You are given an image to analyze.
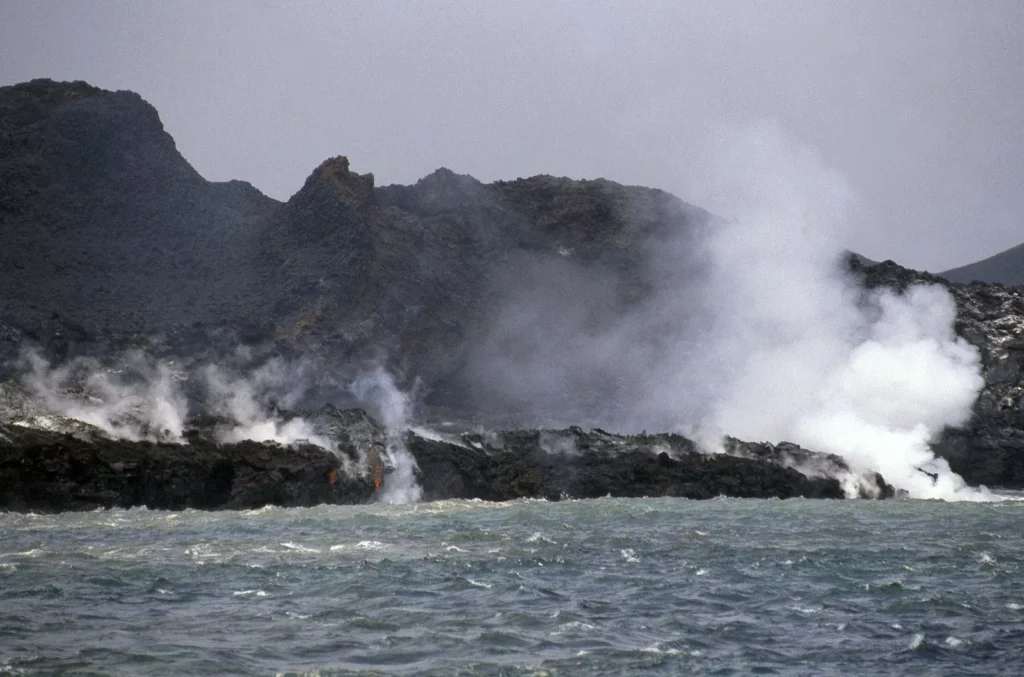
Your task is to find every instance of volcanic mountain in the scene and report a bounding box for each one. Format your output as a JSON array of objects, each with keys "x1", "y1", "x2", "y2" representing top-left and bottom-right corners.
[
  {"x1": 3, "y1": 78, "x2": 1024, "y2": 491},
  {"x1": 0, "y1": 79, "x2": 708, "y2": 407}
]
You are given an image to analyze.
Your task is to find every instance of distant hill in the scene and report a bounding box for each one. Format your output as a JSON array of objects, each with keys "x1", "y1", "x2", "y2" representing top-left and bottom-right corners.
[{"x1": 941, "y1": 243, "x2": 1024, "y2": 286}]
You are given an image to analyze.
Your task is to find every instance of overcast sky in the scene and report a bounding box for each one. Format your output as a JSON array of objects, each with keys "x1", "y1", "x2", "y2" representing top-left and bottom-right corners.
[{"x1": 2, "y1": 0, "x2": 1021, "y2": 271}]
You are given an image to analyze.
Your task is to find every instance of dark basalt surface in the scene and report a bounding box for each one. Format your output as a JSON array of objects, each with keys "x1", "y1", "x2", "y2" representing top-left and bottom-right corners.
[
  {"x1": 409, "y1": 427, "x2": 892, "y2": 502},
  {"x1": 0, "y1": 410, "x2": 890, "y2": 512},
  {"x1": 0, "y1": 424, "x2": 370, "y2": 512}
]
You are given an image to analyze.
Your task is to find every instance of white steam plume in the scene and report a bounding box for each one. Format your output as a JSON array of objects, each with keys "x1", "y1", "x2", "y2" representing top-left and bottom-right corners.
[
  {"x1": 689, "y1": 122, "x2": 986, "y2": 500},
  {"x1": 18, "y1": 349, "x2": 187, "y2": 442},
  {"x1": 201, "y1": 359, "x2": 337, "y2": 452},
  {"x1": 466, "y1": 121, "x2": 986, "y2": 500},
  {"x1": 350, "y1": 366, "x2": 422, "y2": 504}
]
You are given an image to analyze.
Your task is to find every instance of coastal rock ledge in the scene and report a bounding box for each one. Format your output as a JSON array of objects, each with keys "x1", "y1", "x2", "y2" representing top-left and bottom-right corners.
[{"x1": 0, "y1": 408, "x2": 893, "y2": 512}]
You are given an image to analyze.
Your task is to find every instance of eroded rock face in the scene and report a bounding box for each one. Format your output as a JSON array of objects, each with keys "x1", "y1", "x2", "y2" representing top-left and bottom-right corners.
[
  {"x1": 0, "y1": 79, "x2": 709, "y2": 393},
  {"x1": 0, "y1": 424, "x2": 371, "y2": 512}
]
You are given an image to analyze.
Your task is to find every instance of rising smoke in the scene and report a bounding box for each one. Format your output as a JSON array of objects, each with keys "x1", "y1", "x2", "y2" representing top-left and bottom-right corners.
[
  {"x1": 692, "y1": 123, "x2": 986, "y2": 500},
  {"x1": 7, "y1": 124, "x2": 988, "y2": 500}
]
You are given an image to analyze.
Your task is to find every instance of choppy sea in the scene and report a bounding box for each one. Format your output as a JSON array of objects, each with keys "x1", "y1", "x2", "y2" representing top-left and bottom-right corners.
[{"x1": 1, "y1": 496, "x2": 1022, "y2": 676}]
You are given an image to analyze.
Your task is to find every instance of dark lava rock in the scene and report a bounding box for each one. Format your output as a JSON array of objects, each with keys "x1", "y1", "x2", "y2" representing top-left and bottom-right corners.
[
  {"x1": 0, "y1": 423, "x2": 373, "y2": 512},
  {"x1": 407, "y1": 427, "x2": 887, "y2": 502},
  {"x1": 0, "y1": 409, "x2": 888, "y2": 512}
]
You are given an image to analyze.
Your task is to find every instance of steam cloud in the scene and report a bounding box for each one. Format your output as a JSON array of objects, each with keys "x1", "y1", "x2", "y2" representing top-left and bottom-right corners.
[
  {"x1": 15, "y1": 351, "x2": 423, "y2": 501},
  {"x1": 201, "y1": 359, "x2": 337, "y2": 452},
  {"x1": 350, "y1": 366, "x2": 423, "y2": 504},
  {"x1": 18, "y1": 349, "x2": 187, "y2": 442},
  {"x1": 693, "y1": 123, "x2": 985, "y2": 500},
  {"x1": 470, "y1": 122, "x2": 986, "y2": 500}
]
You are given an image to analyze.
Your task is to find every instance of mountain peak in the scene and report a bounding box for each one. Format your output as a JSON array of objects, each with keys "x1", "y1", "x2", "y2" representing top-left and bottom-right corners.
[{"x1": 295, "y1": 155, "x2": 375, "y2": 210}]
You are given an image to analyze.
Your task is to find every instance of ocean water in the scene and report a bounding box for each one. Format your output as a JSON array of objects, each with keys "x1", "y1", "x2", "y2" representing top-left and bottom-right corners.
[{"x1": 1, "y1": 497, "x2": 1022, "y2": 676}]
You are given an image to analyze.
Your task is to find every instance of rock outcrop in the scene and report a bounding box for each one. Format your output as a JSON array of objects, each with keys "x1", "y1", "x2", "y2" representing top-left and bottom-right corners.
[
  {"x1": 0, "y1": 423, "x2": 369, "y2": 512},
  {"x1": 0, "y1": 79, "x2": 709, "y2": 404}
]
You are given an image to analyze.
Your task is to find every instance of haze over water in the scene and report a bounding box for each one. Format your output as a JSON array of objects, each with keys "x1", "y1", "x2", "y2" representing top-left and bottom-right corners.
[{"x1": 2, "y1": 497, "x2": 1022, "y2": 676}]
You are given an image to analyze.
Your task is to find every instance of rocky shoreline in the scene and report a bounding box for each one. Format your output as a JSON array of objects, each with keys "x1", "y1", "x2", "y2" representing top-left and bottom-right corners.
[{"x1": 0, "y1": 405, "x2": 893, "y2": 512}]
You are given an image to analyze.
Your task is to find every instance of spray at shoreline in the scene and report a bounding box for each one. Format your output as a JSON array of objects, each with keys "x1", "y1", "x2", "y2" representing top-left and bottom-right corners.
[
  {"x1": 11, "y1": 352, "x2": 424, "y2": 500},
  {"x1": 464, "y1": 122, "x2": 987, "y2": 500},
  {"x1": 688, "y1": 123, "x2": 985, "y2": 500},
  {"x1": 201, "y1": 361, "x2": 338, "y2": 452},
  {"x1": 350, "y1": 366, "x2": 423, "y2": 504},
  {"x1": 17, "y1": 349, "x2": 188, "y2": 442}
]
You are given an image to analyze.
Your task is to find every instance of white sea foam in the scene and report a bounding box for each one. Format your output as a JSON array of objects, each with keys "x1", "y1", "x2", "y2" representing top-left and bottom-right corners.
[
  {"x1": 8, "y1": 549, "x2": 46, "y2": 558},
  {"x1": 280, "y1": 542, "x2": 321, "y2": 554},
  {"x1": 354, "y1": 540, "x2": 388, "y2": 551},
  {"x1": 526, "y1": 532, "x2": 557, "y2": 545},
  {"x1": 641, "y1": 645, "x2": 681, "y2": 655},
  {"x1": 551, "y1": 621, "x2": 596, "y2": 635}
]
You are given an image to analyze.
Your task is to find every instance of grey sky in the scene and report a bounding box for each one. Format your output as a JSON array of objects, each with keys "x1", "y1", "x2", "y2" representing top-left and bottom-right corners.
[{"x1": 1, "y1": 0, "x2": 1021, "y2": 271}]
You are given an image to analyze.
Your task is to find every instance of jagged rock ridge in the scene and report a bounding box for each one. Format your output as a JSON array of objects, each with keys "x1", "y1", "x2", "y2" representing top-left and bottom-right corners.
[{"x1": 0, "y1": 79, "x2": 709, "y2": 406}]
